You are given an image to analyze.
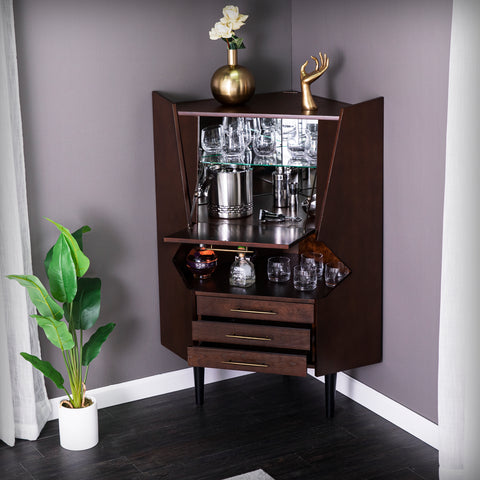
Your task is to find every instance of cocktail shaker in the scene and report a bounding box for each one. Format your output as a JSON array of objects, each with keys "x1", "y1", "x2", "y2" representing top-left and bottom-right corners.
[{"x1": 272, "y1": 167, "x2": 290, "y2": 208}]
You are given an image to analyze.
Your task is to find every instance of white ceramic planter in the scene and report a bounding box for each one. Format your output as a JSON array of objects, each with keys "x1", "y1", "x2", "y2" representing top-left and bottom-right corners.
[{"x1": 58, "y1": 396, "x2": 98, "y2": 450}]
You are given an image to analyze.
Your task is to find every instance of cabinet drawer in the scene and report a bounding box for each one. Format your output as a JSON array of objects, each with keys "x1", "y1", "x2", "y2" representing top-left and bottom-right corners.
[
  {"x1": 188, "y1": 346, "x2": 307, "y2": 377},
  {"x1": 196, "y1": 295, "x2": 314, "y2": 324},
  {"x1": 192, "y1": 320, "x2": 310, "y2": 350}
]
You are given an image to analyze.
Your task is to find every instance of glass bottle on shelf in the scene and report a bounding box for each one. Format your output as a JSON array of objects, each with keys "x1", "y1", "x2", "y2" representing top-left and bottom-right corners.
[
  {"x1": 186, "y1": 244, "x2": 218, "y2": 279},
  {"x1": 229, "y1": 252, "x2": 255, "y2": 287}
]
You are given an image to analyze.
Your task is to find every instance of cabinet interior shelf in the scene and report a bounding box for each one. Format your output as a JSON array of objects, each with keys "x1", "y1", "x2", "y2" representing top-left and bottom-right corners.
[
  {"x1": 174, "y1": 250, "x2": 333, "y2": 300},
  {"x1": 164, "y1": 195, "x2": 316, "y2": 249}
]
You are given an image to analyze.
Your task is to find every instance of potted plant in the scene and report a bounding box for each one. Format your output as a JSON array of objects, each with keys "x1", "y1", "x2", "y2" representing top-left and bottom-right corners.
[{"x1": 8, "y1": 218, "x2": 115, "y2": 450}]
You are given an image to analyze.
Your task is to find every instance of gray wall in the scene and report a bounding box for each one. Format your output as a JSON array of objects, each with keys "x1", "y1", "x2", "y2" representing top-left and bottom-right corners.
[
  {"x1": 292, "y1": 0, "x2": 452, "y2": 422},
  {"x1": 13, "y1": 0, "x2": 291, "y2": 393},
  {"x1": 13, "y1": 0, "x2": 450, "y2": 423}
]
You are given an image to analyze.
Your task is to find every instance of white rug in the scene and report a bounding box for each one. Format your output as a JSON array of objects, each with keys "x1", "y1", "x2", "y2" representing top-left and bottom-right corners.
[{"x1": 222, "y1": 470, "x2": 275, "y2": 480}]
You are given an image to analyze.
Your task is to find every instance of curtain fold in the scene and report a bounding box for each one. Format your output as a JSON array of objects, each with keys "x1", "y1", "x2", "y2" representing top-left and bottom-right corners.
[
  {"x1": 438, "y1": 0, "x2": 480, "y2": 478},
  {"x1": 0, "y1": 0, "x2": 51, "y2": 446}
]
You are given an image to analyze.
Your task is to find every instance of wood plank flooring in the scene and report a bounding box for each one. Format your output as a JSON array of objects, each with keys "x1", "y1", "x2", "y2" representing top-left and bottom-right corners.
[{"x1": 0, "y1": 373, "x2": 438, "y2": 479}]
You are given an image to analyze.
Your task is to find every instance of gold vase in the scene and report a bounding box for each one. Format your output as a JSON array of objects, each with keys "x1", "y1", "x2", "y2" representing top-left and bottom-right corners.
[{"x1": 211, "y1": 49, "x2": 255, "y2": 106}]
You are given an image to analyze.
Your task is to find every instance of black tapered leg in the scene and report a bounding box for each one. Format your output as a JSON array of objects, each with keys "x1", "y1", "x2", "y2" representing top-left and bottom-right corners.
[
  {"x1": 194, "y1": 367, "x2": 205, "y2": 405},
  {"x1": 325, "y1": 373, "x2": 337, "y2": 418}
]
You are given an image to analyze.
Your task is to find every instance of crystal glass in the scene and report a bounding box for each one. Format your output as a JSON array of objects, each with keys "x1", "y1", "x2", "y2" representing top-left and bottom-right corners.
[
  {"x1": 261, "y1": 117, "x2": 277, "y2": 131},
  {"x1": 242, "y1": 125, "x2": 252, "y2": 147},
  {"x1": 229, "y1": 252, "x2": 256, "y2": 287},
  {"x1": 201, "y1": 125, "x2": 224, "y2": 154},
  {"x1": 305, "y1": 129, "x2": 318, "y2": 161},
  {"x1": 293, "y1": 265, "x2": 317, "y2": 291},
  {"x1": 281, "y1": 119, "x2": 297, "y2": 141},
  {"x1": 243, "y1": 148, "x2": 253, "y2": 165},
  {"x1": 300, "y1": 254, "x2": 317, "y2": 272},
  {"x1": 287, "y1": 132, "x2": 307, "y2": 159},
  {"x1": 222, "y1": 117, "x2": 245, "y2": 134},
  {"x1": 325, "y1": 261, "x2": 341, "y2": 287},
  {"x1": 267, "y1": 256, "x2": 291, "y2": 283},
  {"x1": 302, "y1": 252, "x2": 324, "y2": 280},
  {"x1": 253, "y1": 131, "x2": 276, "y2": 157},
  {"x1": 224, "y1": 127, "x2": 246, "y2": 159},
  {"x1": 305, "y1": 121, "x2": 318, "y2": 137},
  {"x1": 244, "y1": 118, "x2": 260, "y2": 146}
]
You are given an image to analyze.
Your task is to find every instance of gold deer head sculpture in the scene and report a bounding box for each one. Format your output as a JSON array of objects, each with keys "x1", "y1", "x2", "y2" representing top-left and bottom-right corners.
[{"x1": 300, "y1": 52, "x2": 329, "y2": 111}]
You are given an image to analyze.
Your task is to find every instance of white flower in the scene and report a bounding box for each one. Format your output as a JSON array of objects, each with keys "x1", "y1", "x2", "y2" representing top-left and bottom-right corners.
[
  {"x1": 209, "y1": 21, "x2": 233, "y2": 40},
  {"x1": 221, "y1": 5, "x2": 248, "y2": 31},
  {"x1": 209, "y1": 5, "x2": 248, "y2": 49}
]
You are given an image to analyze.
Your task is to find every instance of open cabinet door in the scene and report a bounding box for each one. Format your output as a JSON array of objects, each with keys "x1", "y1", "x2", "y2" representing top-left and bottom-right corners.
[
  {"x1": 153, "y1": 92, "x2": 196, "y2": 360},
  {"x1": 314, "y1": 97, "x2": 384, "y2": 375}
]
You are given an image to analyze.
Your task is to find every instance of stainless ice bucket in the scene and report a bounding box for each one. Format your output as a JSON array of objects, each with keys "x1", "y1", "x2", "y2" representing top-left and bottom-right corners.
[{"x1": 207, "y1": 166, "x2": 253, "y2": 219}]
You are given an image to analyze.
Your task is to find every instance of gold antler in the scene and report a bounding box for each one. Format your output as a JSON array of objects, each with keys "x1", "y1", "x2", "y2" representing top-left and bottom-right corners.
[{"x1": 300, "y1": 52, "x2": 329, "y2": 111}]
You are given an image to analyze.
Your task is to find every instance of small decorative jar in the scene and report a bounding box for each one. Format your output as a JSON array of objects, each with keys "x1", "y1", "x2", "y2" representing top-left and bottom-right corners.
[
  {"x1": 229, "y1": 252, "x2": 255, "y2": 287},
  {"x1": 186, "y1": 244, "x2": 218, "y2": 279}
]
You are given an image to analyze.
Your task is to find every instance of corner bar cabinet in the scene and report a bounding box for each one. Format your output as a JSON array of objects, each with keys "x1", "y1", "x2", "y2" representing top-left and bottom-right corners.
[{"x1": 152, "y1": 91, "x2": 383, "y2": 417}]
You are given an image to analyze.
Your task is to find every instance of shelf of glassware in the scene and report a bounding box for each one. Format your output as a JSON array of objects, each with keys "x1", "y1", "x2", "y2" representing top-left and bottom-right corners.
[{"x1": 199, "y1": 117, "x2": 320, "y2": 169}]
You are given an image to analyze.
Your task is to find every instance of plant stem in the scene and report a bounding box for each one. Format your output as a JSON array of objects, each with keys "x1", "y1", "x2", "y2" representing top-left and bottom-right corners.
[
  {"x1": 64, "y1": 301, "x2": 84, "y2": 408},
  {"x1": 83, "y1": 365, "x2": 90, "y2": 385}
]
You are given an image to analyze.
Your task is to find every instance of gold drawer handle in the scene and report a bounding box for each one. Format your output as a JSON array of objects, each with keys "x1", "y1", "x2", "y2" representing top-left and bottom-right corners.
[
  {"x1": 230, "y1": 308, "x2": 277, "y2": 315},
  {"x1": 222, "y1": 361, "x2": 269, "y2": 368},
  {"x1": 226, "y1": 334, "x2": 272, "y2": 341}
]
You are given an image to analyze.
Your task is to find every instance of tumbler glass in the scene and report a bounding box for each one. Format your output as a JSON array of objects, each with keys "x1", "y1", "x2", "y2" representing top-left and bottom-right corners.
[
  {"x1": 325, "y1": 261, "x2": 341, "y2": 287},
  {"x1": 302, "y1": 252, "x2": 324, "y2": 280},
  {"x1": 267, "y1": 256, "x2": 291, "y2": 282},
  {"x1": 201, "y1": 125, "x2": 224, "y2": 154},
  {"x1": 293, "y1": 265, "x2": 317, "y2": 291},
  {"x1": 287, "y1": 132, "x2": 307, "y2": 159},
  {"x1": 224, "y1": 127, "x2": 246, "y2": 159},
  {"x1": 253, "y1": 131, "x2": 276, "y2": 157}
]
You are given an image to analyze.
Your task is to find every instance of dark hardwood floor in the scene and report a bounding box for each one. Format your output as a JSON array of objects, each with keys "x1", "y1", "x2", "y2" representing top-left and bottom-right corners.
[{"x1": 1, "y1": 373, "x2": 438, "y2": 479}]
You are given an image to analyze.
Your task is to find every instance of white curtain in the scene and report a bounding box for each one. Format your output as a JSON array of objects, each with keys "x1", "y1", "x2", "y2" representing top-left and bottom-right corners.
[
  {"x1": 438, "y1": 0, "x2": 480, "y2": 478},
  {"x1": 0, "y1": 0, "x2": 51, "y2": 446}
]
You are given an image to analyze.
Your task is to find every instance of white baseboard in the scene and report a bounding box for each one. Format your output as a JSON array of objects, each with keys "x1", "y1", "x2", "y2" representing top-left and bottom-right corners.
[
  {"x1": 307, "y1": 369, "x2": 439, "y2": 449},
  {"x1": 49, "y1": 367, "x2": 438, "y2": 450},
  {"x1": 48, "y1": 368, "x2": 251, "y2": 421}
]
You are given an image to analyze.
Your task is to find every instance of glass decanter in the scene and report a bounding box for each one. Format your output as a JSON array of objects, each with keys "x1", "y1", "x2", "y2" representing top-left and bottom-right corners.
[
  {"x1": 229, "y1": 252, "x2": 256, "y2": 288},
  {"x1": 186, "y1": 244, "x2": 218, "y2": 279}
]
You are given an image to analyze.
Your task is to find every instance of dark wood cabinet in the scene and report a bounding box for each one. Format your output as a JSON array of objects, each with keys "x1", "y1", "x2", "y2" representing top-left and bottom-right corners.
[{"x1": 153, "y1": 91, "x2": 383, "y2": 416}]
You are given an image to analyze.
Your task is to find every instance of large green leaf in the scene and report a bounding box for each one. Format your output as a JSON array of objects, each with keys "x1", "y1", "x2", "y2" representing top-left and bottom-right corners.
[
  {"x1": 65, "y1": 277, "x2": 101, "y2": 330},
  {"x1": 47, "y1": 234, "x2": 77, "y2": 303},
  {"x1": 20, "y1": 352, "x2": 65, "y2": 390},
  {"x1": 7, "y1": 275, "x2": 63, "y2": 320},
  {"x1": 45, "y1": 218, "x2": 90, "y2": 277},
  {"x1": 45, "y1": 225, "x2": 91, "y2": 275},
  {"x1": 72, "y1": 225, "x2": 91, "y2": 251},
  {"x1": 82, "y1": 323, "x2": 115, "y2": 366},
  {"x1": 31, "y1": 315, "x2": 75, "y2": 350}
]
